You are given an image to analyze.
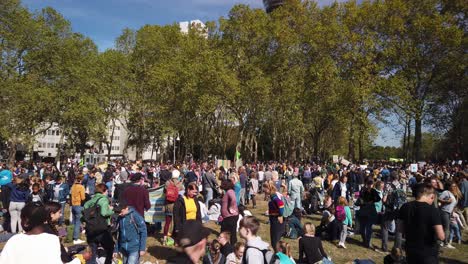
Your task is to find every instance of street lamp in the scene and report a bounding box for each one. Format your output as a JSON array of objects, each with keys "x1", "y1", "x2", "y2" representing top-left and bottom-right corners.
[{"x1": 173, "y1": 134, "x2": 180, "y2": 164}]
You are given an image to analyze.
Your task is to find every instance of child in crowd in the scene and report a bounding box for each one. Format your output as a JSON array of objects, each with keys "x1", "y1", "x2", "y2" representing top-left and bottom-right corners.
[
  {"x1": 225, "y1": 241, "x2": 245, "y2": 264},
  {"x1": 449, "y1": 211, "x2": 464, "y2": 245},
  {"x1": 337, "y1": 196, "x2": 352, "y2": 248},
  {"x1": 275, "y1": 241, "x2": 295, "y2": 264},
  {"x1": 203, "y1": 240, "x2": 225, "y2": 264}
]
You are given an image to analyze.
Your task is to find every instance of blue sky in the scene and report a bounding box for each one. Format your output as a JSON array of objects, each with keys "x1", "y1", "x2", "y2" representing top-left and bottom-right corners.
[{"x1": 21, "y1": 0, "x2": 401, "y2": 147}]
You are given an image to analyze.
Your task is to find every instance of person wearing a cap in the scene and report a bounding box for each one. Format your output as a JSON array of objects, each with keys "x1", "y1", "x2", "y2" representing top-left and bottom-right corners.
[
  {"x1": 122, "y1": 173, "x2": 150, "y2": 217},
  {"x1": 113, "y1": 201, "x2": 147, "y2": 264},
  {"x1": 163, "y1": 169, "x2": 184, "y2": 245},
  {"x1": 173, "y1": 182, "x2": 201, "y2": 239},
  {"x1": 166, "y1": 220, "x2": 210, "y2": 264}
]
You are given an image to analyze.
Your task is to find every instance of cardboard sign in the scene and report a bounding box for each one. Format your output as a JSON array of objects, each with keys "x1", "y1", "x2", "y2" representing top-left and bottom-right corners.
[
  {"x1": 410, "y1": 164, "x2": 418, "y2": 173},
  {"x1": 341, "y1": 159, "x2": 350, "y2": 166},
  {"x1": 332, "y1": 155, "x2": 339, "y2": 163}
]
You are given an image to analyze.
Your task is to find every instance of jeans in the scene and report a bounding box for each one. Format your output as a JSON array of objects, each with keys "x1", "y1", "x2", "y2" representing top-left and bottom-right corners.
[
  {"x1": 87, "y1": 230, "x2": 115, "y2": 264},
  {"x1": 59, "y1": 202, "x2": 66, "y2": 225},
  {"x1": 9, "y1": 201, "x2": 25, "y2": 233},
  {"x1": 71, "y1": 206, "x2": 83, "y2": 240},
  {"x1": 122, "y1": 251, "x2": 140, "y2": 264},
  {"x1": 105, "y1": 182, "x2": 113, "y2": 198},
  {"x1": 449, "y1": 222, "x2": 461, "y2": 242},
  {"x1": 440, "y1": 211, "x2": 451, "y2": 244},
  {"x1": 381, "y1": 219, "x2": 402, "y2": 251},
  {"x1": 205, "y1": 188, "x2": 213, "y2": 207},
  {"x1": 239, "y1": 188, "x2": 246, "y2": 205},
  {"x1": 339, "y1": 224, "x2": 348, "y2": 244}
]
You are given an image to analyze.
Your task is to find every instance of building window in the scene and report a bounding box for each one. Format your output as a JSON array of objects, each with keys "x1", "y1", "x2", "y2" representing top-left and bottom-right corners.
[{"x1": 56, "y1": 130, "x2": 60, "y2": 136}]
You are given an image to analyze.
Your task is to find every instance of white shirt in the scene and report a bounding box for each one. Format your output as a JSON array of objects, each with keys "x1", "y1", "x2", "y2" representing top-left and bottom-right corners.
[
  {"x1": 258, "y1": 171, "x2": 264, "y2": 182},
  {"x1": 0, "y1": 233, "x2": 64, "y2": 264}
]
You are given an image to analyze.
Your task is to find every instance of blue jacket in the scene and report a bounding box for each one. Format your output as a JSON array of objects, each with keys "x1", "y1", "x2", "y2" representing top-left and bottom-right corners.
[
  {"x1": 48, "y1": 182, "x2": 70, "y2": 203},
  {"x1": 83, "y1": 174, "x2": 96, "y2": 195},
  {"x1": 6, "y1": 183, "x2": 30, "y2": 203},
  {"x1": 115, "y1": 207, "x2": 147, "y2": 254}
]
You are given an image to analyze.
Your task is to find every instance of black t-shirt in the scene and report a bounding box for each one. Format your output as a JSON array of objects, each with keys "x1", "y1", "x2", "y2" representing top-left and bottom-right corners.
[{"x1": 398, "y1": 201, "x2": 441, "y2": 256}]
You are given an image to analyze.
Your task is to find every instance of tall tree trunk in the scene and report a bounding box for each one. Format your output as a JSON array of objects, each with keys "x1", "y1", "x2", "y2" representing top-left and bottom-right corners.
[
  {"x1": 348, "y1": 116, "x2": 356, "y2": 161},
  {"x1": 413, "y1": 116, "x2": 422, "y2": 161},
  {"x1": 358, "y1": 126, "x2": 364, "y2": 162},
  {"x1": 8, "y1": 139, "x2": 17, "y2": 167},
  {"x1": 406, "y1": 117, "x2": 412, "y2": 161}
]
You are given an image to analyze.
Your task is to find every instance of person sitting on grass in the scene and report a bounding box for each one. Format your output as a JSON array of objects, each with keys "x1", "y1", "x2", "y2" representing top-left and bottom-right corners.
[
  {"x1": 287, "y1": 208, "x2": 304, "y2": 239},
  {"x1": 218, "y1": 231, "x2": 234, "y2": 257},
  {"x1": 202, "y1": 239, "x2": 226, "y2": 264},
  {"x1": 275, "y1": 241, "x2": 295, "y2": 264},
  {"x1": 226, "y1": 241, "x2": 245, "y2": 264},
  {"x1": 298, "y1": 223, "x2": 330, "y2": 264}
]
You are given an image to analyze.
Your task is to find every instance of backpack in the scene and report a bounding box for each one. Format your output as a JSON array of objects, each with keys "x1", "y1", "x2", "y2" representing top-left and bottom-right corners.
[
  {"x1": 335, "y1": 205, "x2": 346, "y2": 222},
  {"x1": 82, "y1": 197, "x2": 108, "y2": 236},
  {"x1": 385, "y1": 184, "x2": 407, "y2": 212},
  {"x1": 242, "y1": 246, "x2": 275, "y2": 264},
  {"x1": 166, "y1": 182, "x2": 179, "y2": 202}
]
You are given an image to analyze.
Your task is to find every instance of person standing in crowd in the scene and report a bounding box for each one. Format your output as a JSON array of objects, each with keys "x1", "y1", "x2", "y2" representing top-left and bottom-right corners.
[
  {"x1": 239, "y1": 167, "x2": 247, "y2": 206},
  {"x1": 439, "y1": 182, "x2": 460, "y2": 248},
  {"x1": 173, "y1": 182, "x2": 201, "y2": 239},
  {"x1": 70, "y1": 174, "x2": 86, "y2": 245},
  {"x1": 83, "y1": 169, "x2": 97, "y2": 196},
  {"x1": 5, "y1": 177, "x2": 30, "y2": 233},
  {"x1": 381, "y1": 172, "x2": 406, "y2": 252},
  {"x1": 249, "y1": 172, "x2": 259, "y2": 209},
  {"x1": 460, "y1": 174, "x2": 468, "y2": 226},
  {"x1": 239, "y1": 216, "x2": 274, "y2": 264},
  {"x1": 113, "y1": 201, "x2": 147, "y2": 264},
  {"x1": 298, "y1": 223, "x2": 329, "y2": 264},
  {"x1": 167, "y1": 220, "x2": 211, "y2": 264},
  {"x1": 356, "y1": 179, "x2": 381, "y2": 249},
  {"x1": 288, "y1": 173, "x2": 304, "y2": 210},
  {"x1": 48, "y1": 176, "x2": 70, "y2": 226},
  {"x1": 398, "y1": 183, "x2": 444, "y2": 264},
  {"x1": 203, "y1": 165, "x2": 218, "y2": 207},
  {"x1": 84, "y1": 184, "x2": 114, "y2": 264},
  {"x1": 337, "y1": 196, "x2": 352, "y2": 249},
  {"x1": 122, "y1": 172, "x2": 150, "y2": 217},
  {"x1": 44, "y1": 201, "x2": 73, "y2": 263},
  {"x1": 331, "y1": 175, "x2": 350, "y2": 204},
  {"x1": 220, "y1": 179, "x2": 240, "y2": 245},
  {"x1": 263, "y1": 180, "x2": 285, "y2": 250},
  {"x1": 163, "y1": 169, "x2": 184, "y2": 245}
]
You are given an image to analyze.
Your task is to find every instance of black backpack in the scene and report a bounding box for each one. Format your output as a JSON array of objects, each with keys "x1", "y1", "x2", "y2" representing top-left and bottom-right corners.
[
  {"x1": 82, "y1": 197, "x2": 108, "y2": 236},
  {"x1": 241, "y1": 245, "x2": 275, "y2": 264}
]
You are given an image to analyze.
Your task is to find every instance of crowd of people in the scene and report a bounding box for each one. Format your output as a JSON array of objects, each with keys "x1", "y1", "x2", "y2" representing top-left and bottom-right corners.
[{"x1": 0, "y1": 159, "x2": 467, "y2": 264}]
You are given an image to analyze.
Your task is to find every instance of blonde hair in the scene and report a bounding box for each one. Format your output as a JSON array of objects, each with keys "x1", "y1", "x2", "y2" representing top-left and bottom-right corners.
[
  {"x1": 230, "y1": 172, "x2": 239, "y2": 183},
  {"x1": 263, "y1": 180, "x2": 277, "y2": 193},
  {"x1": 272, "y1": 171, "x2": 279, "y2": 181},
  {"x1": 303, "y1": 222, "x2": 315, "y2": 235}
]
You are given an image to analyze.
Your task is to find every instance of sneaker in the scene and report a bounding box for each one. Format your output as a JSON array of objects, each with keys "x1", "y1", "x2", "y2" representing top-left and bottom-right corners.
[
  {"x1": 445, "y1": 244, "x2": 456, "y2": 249},
  {"x1": 342, "y1": 243, "x2": 347, "y2": 249},
  {"x1": 73, "y1": 239, "x2": 85, "y2": 245}
]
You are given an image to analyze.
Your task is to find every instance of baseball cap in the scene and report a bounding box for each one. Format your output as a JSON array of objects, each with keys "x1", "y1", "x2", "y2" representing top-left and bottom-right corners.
[{"x1": 177, "y1": 220, "x2": 211, "y2": 248}]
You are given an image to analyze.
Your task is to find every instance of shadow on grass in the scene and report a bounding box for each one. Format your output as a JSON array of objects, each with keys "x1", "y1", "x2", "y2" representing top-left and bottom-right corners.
[
  {"x1": 147, "y1": 244, "x2": 179, "y2": 261},
  {"x1": 439, "y1": 256, "x2": 468, "y2": 264}
]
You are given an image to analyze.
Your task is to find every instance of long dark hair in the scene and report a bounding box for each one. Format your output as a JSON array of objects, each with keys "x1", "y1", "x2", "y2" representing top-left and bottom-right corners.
[
  {"x1": 21, "y1": 202, "x2": 48, "y2": 232},
  {"x1": 44, "y1": 201, "x2": 61, "y2": 235}
]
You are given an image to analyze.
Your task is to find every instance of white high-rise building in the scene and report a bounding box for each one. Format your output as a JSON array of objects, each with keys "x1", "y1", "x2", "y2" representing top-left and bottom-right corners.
[{"x1": 179, "y1": 19, "x2": 207, "y2": 38}]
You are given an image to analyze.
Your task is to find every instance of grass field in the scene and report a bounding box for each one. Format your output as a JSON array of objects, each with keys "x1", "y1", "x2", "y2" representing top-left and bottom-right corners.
[
  {"x1": 133, "y1": 199, "x2": 468, "y2": 263},
  {"x1": 1, "y1": 199, "x2": 467, "y2": 263}
]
